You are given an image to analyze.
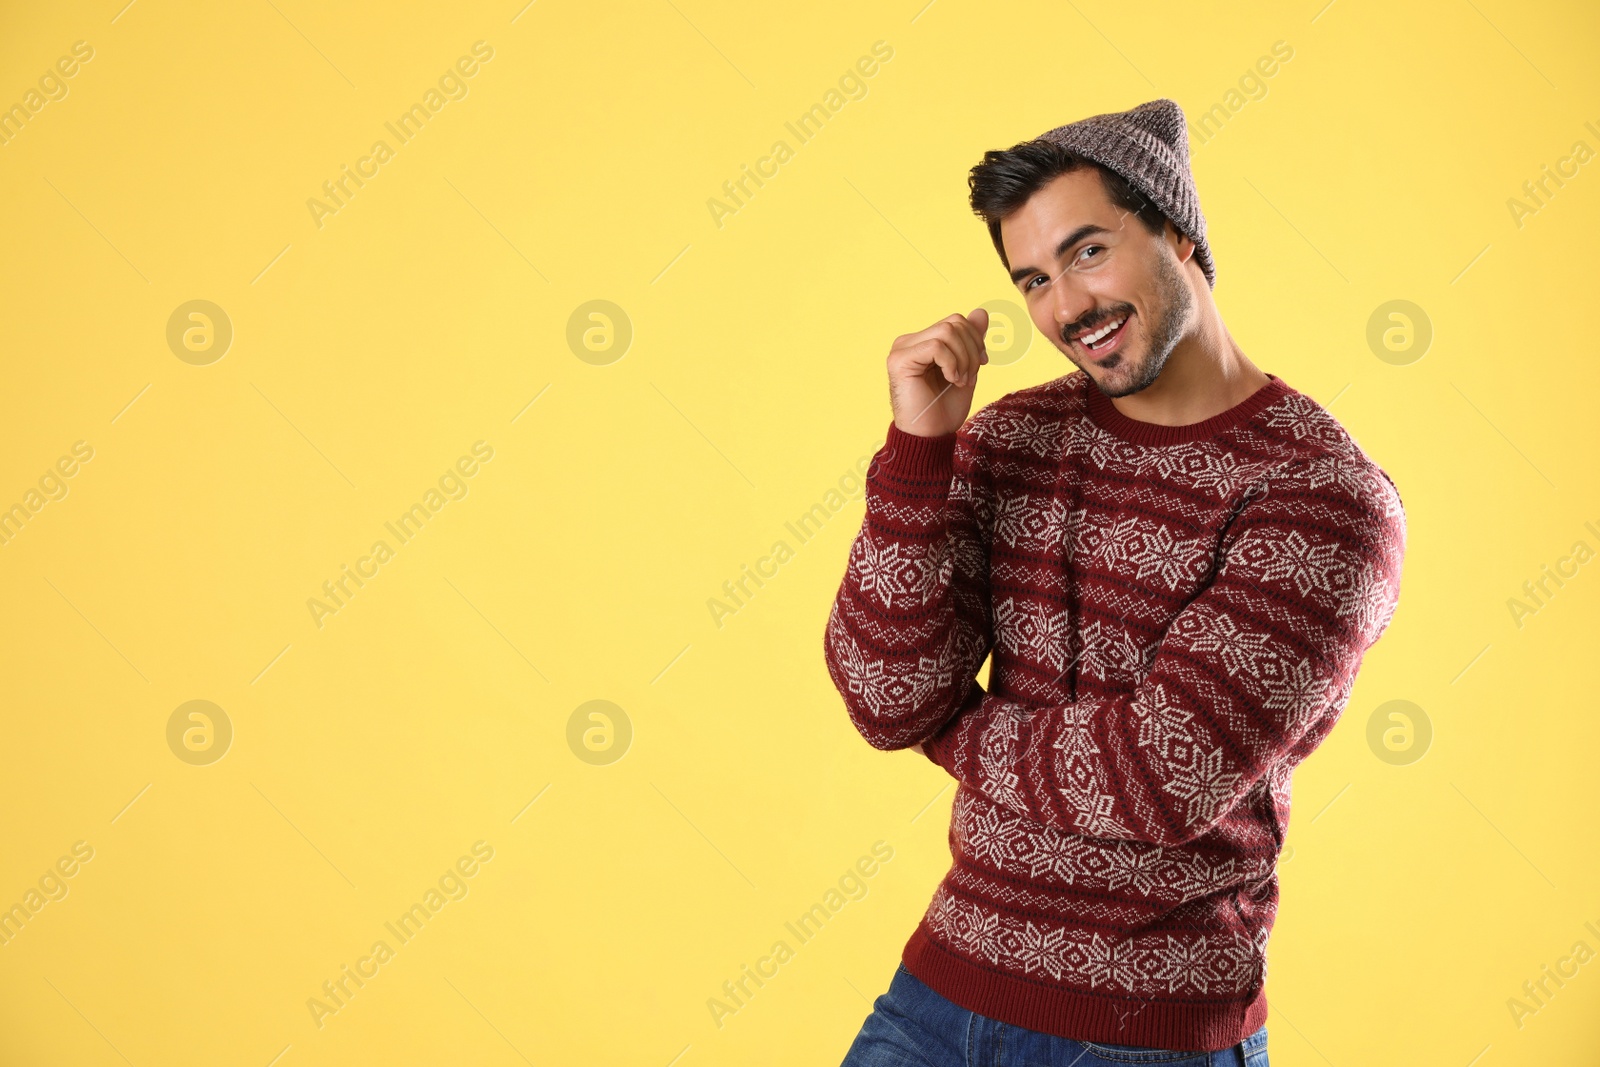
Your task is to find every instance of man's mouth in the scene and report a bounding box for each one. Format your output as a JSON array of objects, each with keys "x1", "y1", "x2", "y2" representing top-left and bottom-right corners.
[{"x1": 1071, "y1": 312, "x2": 1132, "y2": 357}]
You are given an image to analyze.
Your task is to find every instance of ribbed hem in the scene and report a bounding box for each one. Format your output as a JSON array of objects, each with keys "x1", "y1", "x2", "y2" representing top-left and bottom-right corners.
[
  {"x1": 876, "y1": 419, "x2": 958, "y2": 479},
  {"x1": 1084, "y1": 372, "x2": 1292, "y2": 446},
  {"x1": 901, "y1": 922, "x2": 1269, "y2": 1053}
]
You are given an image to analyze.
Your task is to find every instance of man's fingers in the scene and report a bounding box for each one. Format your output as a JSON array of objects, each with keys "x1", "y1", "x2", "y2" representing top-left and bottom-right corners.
[
  {"x1": 932, "y1": 323, "x2": 975, "y2": 387},
  {"x1": 918, "y1": 336, "x2": 967, "y2": 389},
  {"x1": 892, "y1": 308, "x2": 993, "y2": 389},
  {"x1": 967, "y1": 307, "x2": 991, "y2": 363},
  {"x1": 899, "y1": 313, "x2": 979, "y2": 357},
  {"x1": 942, "y1": 311, "x2": 988, "y2": 381},
  {"x1": 946, "y1": 313, "x2": 986, "y2": 367},
  {"x1": 940, "y1": 318, "x2": 985, "y2": 386}
]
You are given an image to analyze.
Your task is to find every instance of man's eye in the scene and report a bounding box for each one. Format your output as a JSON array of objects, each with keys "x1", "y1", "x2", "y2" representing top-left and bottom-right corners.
[
  {"x1": 1077, "y1": 245, "x2": 1103, "y2": 262},
  {"x1": 1026, "y1": 274, "x2": 1046, "y2": 290}
]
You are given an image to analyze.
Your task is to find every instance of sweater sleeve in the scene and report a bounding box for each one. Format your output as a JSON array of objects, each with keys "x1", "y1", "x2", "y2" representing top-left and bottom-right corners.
[
  {"x1": 921, "y1": 452, "x2": 1407, "y2": 848},
  {"x1": 822, "y1": 417, "x2": 996, "y2": 750}
]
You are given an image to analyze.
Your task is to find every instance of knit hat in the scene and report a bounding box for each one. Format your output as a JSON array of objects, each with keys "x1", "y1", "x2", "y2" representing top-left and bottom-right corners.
[{"x1": 1036, "y1": 98, "x2": 1215, "y2": 289}]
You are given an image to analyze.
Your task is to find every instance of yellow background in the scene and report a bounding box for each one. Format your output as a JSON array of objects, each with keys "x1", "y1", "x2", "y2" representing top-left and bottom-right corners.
[{"x1": 1, "y1": 0, "x2": 1597, "y2": 1063}]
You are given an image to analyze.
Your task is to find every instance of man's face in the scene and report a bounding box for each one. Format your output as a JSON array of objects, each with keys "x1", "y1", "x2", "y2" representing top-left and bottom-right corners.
[{"x1": 1003, "y1": 168, "x2": 1196, "y2": 398}]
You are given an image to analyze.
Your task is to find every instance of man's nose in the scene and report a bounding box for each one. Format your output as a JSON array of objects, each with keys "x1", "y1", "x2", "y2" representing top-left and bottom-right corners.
[{"x1": 1051, "y1": 286, "x2": 1098, "y2": 340}]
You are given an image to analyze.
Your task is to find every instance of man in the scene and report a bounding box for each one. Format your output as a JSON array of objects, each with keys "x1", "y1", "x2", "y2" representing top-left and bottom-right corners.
[{"x1": 823, "y1": 98, "x2": 1406, "y2": 1066}]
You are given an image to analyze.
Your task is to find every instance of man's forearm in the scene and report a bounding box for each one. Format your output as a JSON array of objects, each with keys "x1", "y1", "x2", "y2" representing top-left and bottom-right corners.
[{"x1": 823, "y1": 421, "x2": 996, "y2": 750}]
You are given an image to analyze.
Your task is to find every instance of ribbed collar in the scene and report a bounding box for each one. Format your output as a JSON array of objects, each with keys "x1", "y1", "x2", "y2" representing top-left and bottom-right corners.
[{"x1": 1083, "y1": 371, "x2": 1293, "y2": 446}]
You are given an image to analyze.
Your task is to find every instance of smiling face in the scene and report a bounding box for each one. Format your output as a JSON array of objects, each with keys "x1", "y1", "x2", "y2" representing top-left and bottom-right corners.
[{"x1": 1003, "y1": 167, "x2": 1198, "y2": 398}]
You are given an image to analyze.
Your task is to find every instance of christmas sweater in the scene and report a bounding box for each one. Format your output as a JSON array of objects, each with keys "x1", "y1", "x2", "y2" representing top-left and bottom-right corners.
[{"x1": 822, "y1": 370, "x2": 1406, "y2": 1051}]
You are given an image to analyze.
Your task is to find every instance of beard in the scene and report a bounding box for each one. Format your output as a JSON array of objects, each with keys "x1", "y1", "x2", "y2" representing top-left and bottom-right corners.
[{"x1": 1079, "y1": 246, "x2": 1194, "y2": 399}]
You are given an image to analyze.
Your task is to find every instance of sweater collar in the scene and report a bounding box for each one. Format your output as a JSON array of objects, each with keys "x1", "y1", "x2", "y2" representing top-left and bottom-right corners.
[{"x1": 1083, "y1": 371, "x2": 1293, "y2": 446}]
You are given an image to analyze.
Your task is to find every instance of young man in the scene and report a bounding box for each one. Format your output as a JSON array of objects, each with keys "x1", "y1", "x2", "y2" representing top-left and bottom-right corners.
[{"x1": 823, "y1": 98, "x2": 1406, "y2": 1066}]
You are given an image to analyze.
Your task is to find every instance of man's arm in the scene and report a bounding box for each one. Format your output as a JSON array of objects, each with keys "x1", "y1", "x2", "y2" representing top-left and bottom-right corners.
[
  {"x1": 920, "y1": 454, "x2": 1407, "y2": 849},
  {"x1": 823, "y1": 417, "x2": 995, "y2": 750}
]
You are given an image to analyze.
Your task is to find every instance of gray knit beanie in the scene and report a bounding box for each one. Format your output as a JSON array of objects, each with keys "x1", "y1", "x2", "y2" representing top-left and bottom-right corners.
[{"x1": 1036, "y1": 98, "x2": 1215, "y2": 289}]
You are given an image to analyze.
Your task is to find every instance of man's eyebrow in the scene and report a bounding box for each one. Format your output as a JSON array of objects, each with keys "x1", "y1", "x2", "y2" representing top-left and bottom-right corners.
[{"x1": 1007, "y1": 223, "x2": 1114, "y2": 285}]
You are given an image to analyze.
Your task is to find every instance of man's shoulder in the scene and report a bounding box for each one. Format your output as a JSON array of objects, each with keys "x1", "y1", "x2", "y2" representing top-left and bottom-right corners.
[
  {"x1": 1251, "y1": 386, "x2": 1405, "y2": 538},
  {"x1": 958, "y1": 371, "x2": 1087, "y2": 455}
]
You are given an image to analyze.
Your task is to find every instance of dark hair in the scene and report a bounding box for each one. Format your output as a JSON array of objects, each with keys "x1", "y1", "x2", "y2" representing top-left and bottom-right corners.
[{"x1": 968, "y1": 140, "x2": 1168, "y2": 270}]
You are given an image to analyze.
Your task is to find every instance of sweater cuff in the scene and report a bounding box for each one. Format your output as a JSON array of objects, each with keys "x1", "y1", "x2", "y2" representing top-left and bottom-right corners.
[
  {"x1": 920, "y1": 722, "x2": 955, "y2": 772},
  {"x1": 874, "y1": 419, "x2": 958, "y2": 481}
]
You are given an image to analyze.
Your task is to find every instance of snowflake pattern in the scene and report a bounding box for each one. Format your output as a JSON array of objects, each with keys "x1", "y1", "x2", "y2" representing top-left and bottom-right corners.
[
  {"x1": 1130, "y1": 682, "x2": 1196, "y2": 758},
  {"x1": 1022, "y1": 829, "x2": 1089, "y2": 884},
  {"x1": 1156, "y1": 935, "x2": 1221, "y2": 995},
  {"x1": 1129, "y1": 523, "x2": 1213, "y2": 591},
  {"x1": 925, "y1": 885, "x2": 1262, "y2": 996},
  {"x1": 1255, "y1": 653, "x2": 1326, "y2": 735},
  {"x1": 1162, "y1": 745, "x2": 1244, "y2": 831},
  {"x1": 1076, "y1": 620, "x2": 1160, "y2": 685},
  {"x1": 1227, "y1": 527, "x2": 1346, "y2": 598},
  {"x1": 987, "y1": 410, "x2": 1065, "y2": 459},
  {"x1": 1305, "y1": 449, "x2": 1375, "y2": 500},
  {"x1": 1179, "y1": 610, "x2": 1277, "y2": 678},
  {"x1": 955, "y1": 792, "x2": 1022, "y2": 869},
  {"x1": 1012, "y1": 919, "x2": 1072, "y2": 978},
  {"x1": 1103, "y1": 841, "x2": 1167, "y2": 894},
  {"x1": 950, "y1": 789, "x2": 1255, "y2": 903},
  {"x1": 850, "y1": 536, "x2": 929, "y2": 608},
  {"x1": 995, "y1": 596, "x2": 1072, "y2": 675},
  {"x1": 994, "y1": 491, "x2": 1068, "y2": 550},
  {"x1": 1261, "y1": 395, "x2": 1322, "y2": 441},
  {"x1": 975, "y1": 704, "x2": 1031, "y2": 812}
]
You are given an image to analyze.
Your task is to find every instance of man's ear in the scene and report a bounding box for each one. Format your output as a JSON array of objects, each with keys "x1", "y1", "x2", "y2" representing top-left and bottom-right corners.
[{"x1": 1166, "y1": 220, "x2": 1196, "y2": 267}]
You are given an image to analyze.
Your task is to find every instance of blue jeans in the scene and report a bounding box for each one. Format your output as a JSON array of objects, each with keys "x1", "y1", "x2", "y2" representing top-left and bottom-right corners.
[{"x1": 840, "y1": 962, "x2": 1269, "y2": 1067}]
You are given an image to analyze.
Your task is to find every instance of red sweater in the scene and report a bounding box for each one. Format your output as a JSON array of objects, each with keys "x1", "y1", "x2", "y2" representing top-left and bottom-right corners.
[{"x1": 823, "y1": 371, "x2": 1406, "y2": 1051}]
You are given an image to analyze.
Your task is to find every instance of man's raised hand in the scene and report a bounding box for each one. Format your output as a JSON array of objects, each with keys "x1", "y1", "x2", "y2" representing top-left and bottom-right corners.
[{"x1": 887, "y1": 307, "x2": 989, "y2": 438}]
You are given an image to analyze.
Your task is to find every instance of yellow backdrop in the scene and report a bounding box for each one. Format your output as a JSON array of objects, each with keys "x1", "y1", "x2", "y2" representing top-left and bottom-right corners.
[{"x1": 1, "y1": 1, "x2": 1596, "y2": 1064}]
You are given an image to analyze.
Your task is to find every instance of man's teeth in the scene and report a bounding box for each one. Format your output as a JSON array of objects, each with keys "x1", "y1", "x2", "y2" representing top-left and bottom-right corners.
[{"x1": 1081, "y1": 315, "x2": 1127, "y2": 348}]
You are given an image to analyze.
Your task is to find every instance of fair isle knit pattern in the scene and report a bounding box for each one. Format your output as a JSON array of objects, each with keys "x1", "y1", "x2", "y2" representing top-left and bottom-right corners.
[{"x1": 822, "y1": 370, "x2": 1406, "y2": 1052}]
